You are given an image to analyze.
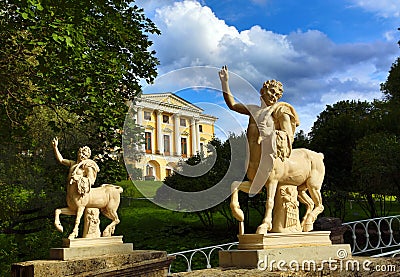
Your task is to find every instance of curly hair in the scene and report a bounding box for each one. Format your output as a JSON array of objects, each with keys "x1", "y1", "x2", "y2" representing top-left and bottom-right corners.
[
  {"x1": 79, "y1": 146, "x2": 91, "y2": 159},
  {"x1": 260, "y1": 80, "x2": 283, "y2": 97}
]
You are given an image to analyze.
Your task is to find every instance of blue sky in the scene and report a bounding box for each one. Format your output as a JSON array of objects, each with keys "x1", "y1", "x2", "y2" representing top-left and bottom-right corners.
[{"x1": 135, "y1": 0, "x2": 399, "y2": 135}]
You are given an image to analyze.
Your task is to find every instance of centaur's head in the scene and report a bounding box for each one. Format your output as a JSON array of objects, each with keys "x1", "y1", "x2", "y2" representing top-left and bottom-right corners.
[
  {"x1": 77, "y1": 146, "x2": 91, "y2": 161},
  {"x1": 260, "y1": 79, "x2": 283, "y2": 106}
]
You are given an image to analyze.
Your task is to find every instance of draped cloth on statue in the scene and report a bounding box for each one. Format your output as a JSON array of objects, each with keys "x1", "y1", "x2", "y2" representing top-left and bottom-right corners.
[{"x1": 249, "y1": 102, "x2": 300, "y2": 196}]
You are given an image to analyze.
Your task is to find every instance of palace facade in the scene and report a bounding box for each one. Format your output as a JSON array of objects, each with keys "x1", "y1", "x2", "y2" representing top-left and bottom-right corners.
[{"x1": 132, "y1": 93, "x2": 217, "y2": 181}]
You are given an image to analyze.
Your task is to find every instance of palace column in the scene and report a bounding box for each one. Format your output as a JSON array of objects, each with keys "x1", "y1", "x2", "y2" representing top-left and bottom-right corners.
[
  {"x1": 190, "y1": 117, "x2": 197, "y2": 156},
  {"x1": 136, "y1": 107, "x2": 143, "y2": 126},
  {"x1": 136, "y1": 107, "x2": 145, "y2": 152},
  {"x1": 173, "y1": 113, "x2": 181, "y2": 156},
  {"x1": 195, "y1": 119, "x2": 200, "y2": 154},
  {"x1": 156, "y1": 110, "x2": 163, "y2": 155}
]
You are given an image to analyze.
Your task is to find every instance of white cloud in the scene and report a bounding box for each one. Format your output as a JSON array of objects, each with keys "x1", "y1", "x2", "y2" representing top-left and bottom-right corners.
[
  {"x1": 142, "y1": 0, "x2": 398, "y2": 133},
  {"x1": 348, "y1": 0, "x2": 400, "y2": 18}
]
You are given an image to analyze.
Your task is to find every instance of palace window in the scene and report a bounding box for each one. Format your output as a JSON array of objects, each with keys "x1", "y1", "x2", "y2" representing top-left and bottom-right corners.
[
  {"x1": 144, "y1": 111, "x2": 151, "y2": 121},
  {"x1": 146, "y1": 165, "x2": 153, "y2": 176},
  {"x1": 180, "y1": 118, "x2": 186, "y2": 127},
  {"x1": 199, "y1": 124, "x2": 203, "y2": 132},
  {"x1": 163, "y1": 115, "x2": 169, "y2": 124},
  {"x1": 163, "y1": 135, "x2": 170, "y2": 155},
  {"x1": 145, "y1": 132, "x2": 152, "y2": 154},
  {"x1": 181, "y1": 137, "x2": 187, "y2": 157}
]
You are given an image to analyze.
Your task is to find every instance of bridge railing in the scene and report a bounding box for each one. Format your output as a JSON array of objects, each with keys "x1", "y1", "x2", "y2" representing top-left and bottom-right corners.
[
  {"x1": 167, "y1": 215, "x2": 400, "y2": 273},
  {"x1": 342, "y1": 215, "x2": 400, "y2": 256},
  {"x1": 167, "y1": 242, "x2": 238, "y2": 274}
]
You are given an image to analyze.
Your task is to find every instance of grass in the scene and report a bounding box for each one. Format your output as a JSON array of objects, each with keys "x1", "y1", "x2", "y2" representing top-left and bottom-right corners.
[
  {"x1": 115, "y1": 180, "x2": 235, "y2": 250},
  {"x1": 118, "y1": 180, "x2": 163, "y2": 198}
]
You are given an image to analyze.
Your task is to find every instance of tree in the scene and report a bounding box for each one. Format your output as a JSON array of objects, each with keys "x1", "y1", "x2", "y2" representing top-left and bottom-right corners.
[
  {"x1": 309, "y1": 100, "x2": 375, "y2": 190},
  {"x1": 308, "y1": 100, "x2": 375, "y2": 219},
  {"x1": 0, "y1": 1, "x2": 159, "y2": 272},
  {"x1": 352, "y1": 133, "x2": 400, "y2": 218},
  {"x1": 1, "y1": 0, "x2": 159, "y2": 151},
  {"x1": 155, "y1": 134, "x2": 250, "y2": 232},
  {"x1": 381, "y1": 57, "x2": 400, "y2": 103},
  {"x1": 293, "y1": 130, "x2": 310, "y2": 148},
  {"x1": 380, "y1": 57, "x2": 400, "y2": 136}
]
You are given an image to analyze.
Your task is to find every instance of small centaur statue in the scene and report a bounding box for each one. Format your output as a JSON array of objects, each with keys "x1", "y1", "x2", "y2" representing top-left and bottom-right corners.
[{"x1": 52, "y1": 138, "x2": 123, "y2": 239}]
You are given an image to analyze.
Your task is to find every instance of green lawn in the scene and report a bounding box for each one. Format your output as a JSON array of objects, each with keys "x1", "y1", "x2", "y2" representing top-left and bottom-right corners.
[
  {"x1": 112, "y1": 185, "x2": 236, "y2": 272},
  {"x1": 115, "y1": 180, "x2": 235, "y2": 249},
  {"x1": 117, "y1": 180, "x2": 163, "y2": 198}
]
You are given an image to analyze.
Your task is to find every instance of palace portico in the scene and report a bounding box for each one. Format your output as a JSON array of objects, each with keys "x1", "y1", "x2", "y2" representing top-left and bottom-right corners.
[{"x1": 132, "y1": 93, "x2": 217, "y2": 181}]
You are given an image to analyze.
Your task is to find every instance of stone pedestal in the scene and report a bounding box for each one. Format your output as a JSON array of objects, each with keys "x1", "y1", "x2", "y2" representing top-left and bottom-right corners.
[
  {"x1": 237, "y1": 231, "x2": 332, "y2": 249},
  {"x1": 220, "y1": 244, "x2": 352, "y2": 269},
  {"x1": 12, "y1": 250, "x2": 174, "y2": 277},
  {"x1": 12, "y1": 236, "x2": 175, "y2": 276},
  {"x1": 50, "y1": 236, "x2": 132, "y2": 260},
  {"x1": 220, "y1": 231, "x2": 352, "y2": 270}
]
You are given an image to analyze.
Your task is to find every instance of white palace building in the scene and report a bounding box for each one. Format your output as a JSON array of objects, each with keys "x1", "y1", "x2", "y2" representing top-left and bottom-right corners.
[{"x1": 132, "y1": 93, "x2": 217, "y2": 181}]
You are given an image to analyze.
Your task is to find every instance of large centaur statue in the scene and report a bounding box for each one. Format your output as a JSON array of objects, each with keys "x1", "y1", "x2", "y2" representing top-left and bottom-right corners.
[
  {"x1": 219, "y1": 66, "x2": 325, "y2": 234},
  {"x1": 52, "y1": 138, "x2": 123, "y2": 239}
]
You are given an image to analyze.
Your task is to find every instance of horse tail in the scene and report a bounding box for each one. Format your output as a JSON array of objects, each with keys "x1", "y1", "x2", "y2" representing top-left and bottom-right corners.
[{"x1": 115, "y1": 186, "x2": 123, "y2": 194}]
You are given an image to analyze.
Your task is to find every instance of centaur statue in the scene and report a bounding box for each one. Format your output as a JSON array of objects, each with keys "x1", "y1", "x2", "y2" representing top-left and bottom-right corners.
[
  {"x1": 219, "y1": 66, "x2": 325, "y2": 234},
  {"x1": 52, "y1": 138, "x2": 123, "y2": 239}
]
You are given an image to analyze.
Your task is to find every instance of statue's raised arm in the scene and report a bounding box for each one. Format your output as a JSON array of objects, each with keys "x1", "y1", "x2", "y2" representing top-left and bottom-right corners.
[
  {"x1": 219, "y1": 66, "x2": 249, "y2": 115},
  {"x1": 52, "y1": 137, "x2": 74, "y2": 167}
]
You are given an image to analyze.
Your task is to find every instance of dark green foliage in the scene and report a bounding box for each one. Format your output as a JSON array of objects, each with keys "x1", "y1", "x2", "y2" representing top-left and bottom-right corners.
[
  {"x1": 293, "y1": 129, "x2": 310, "y2": 148},
  {"x1": 352, "y1": 133, "x2": 400, "y2": 217},
  {"x1": 0, "y1": 0, "x2": 159, "y2": 274},
  {"x1": 309, "y1": 100, "x2": 375, "y2": 192},
  {"x1": 155, "y1": 134, "x2": 250, "y2": 230}
]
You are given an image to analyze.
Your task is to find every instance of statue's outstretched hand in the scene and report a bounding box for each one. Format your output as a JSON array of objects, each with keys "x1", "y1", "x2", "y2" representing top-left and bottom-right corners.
[
  {"x1": 219, "y1": 65, "x2": 229, "y2": 82},
  {"x1": 52, "y1": 137, "x2": 59, "y2": 148}
]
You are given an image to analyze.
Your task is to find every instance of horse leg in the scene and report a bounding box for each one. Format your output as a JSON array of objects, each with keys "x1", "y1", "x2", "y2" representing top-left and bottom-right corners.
[
  {"x1": 303, "y1": 187, "x2": 324, "y2": 231},
  {"x1": 101, "y1": 208, "x2": 120, "y2": 237},
  {"x1": 54, "y1": 207, "x2": 76, "y2": 233},
  {"x1": 230, "y1": 181, "x2": 251, "y2": 221},
  {"x1": 68, "y1": 206, "x2": 85, "y2": 239},
  {"x1": 256, "y1": 180, "x2": 278, "y2": 234},
  {"x1": 230, "y1": 181, "x2": 251, "y2": 235},
  {"x1": 297, "y1": 185, "x2": 315, "y2": 231}
]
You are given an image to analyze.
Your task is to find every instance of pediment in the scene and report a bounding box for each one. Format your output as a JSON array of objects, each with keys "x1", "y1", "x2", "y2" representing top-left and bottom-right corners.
[{"x1": 141, "y1": 93, "x2": 204, "y2": 113}]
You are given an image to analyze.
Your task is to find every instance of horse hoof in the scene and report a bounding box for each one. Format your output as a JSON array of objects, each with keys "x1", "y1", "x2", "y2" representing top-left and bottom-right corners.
[
  {"x1": 68, "y1": 233, "x2": 77, "y2": 239},
  {"x1": 256, "y1": 223, "x2": 271, "y2": 235},
  {"x1": 302, "y1": 223, "x2": 314, "y2": 232}
]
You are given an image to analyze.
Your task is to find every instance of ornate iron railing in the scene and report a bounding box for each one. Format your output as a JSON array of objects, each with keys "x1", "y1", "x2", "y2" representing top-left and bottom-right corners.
[
  {"x1": 342, "y1": 215, "x2": 400, "y2": 255},
  {"x1": 167, "y1": 215, "x2": 400, "y2": 273},
  {"x1": 167, "y1": 242, "x2": 238, "y2": 274}
]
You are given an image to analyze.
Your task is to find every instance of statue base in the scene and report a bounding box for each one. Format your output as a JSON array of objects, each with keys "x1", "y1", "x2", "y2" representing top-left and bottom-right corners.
[
  {"x1": 50, "y1": 236, "x2": 133, "y2": 261},
  {"x1": 220, "y1": 244, "x2": 352, "y2": 269},
  {"x1": 237, "y1": 231, "x2": 332, "y2": 250},
  {"x1": 220, "y1": 231, "x2": 352, "y2": 269},
  {"x1": 12, "y1": 250, "x2": 174, "y2": 277}
]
